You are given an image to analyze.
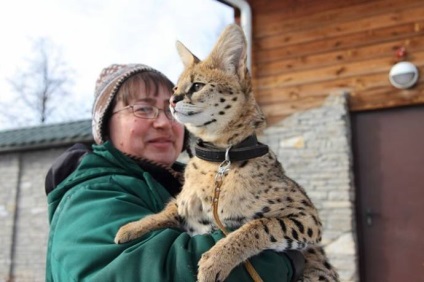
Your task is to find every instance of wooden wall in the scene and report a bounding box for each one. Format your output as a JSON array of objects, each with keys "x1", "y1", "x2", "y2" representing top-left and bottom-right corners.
[{"x1": 247, "y1": 0, "x2": 424, "y2": 124}]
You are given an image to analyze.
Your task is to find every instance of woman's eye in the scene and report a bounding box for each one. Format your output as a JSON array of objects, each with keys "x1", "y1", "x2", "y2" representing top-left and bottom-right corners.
[
  {"x1": 134, "y1": 106, "x2": 154, "y2": 114},
  {"x1": 191, "y1": 83, "x2": 204, "y2": 92}
]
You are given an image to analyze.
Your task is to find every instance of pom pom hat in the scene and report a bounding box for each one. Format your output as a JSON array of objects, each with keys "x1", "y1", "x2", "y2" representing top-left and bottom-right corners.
[{"x1": 92, "y1": 64, "x2": 170, "y2": 144}]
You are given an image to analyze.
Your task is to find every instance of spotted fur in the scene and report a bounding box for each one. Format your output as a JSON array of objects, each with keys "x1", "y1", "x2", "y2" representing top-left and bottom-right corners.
[{"x1": 115, "y1": 24, "x2": 339, "y2": 282}]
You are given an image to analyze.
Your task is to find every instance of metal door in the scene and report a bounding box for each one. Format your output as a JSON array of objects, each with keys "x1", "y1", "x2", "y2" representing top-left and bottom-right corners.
[{"x1": 351, "y1": 105, "x2": 424, "y2": 282}]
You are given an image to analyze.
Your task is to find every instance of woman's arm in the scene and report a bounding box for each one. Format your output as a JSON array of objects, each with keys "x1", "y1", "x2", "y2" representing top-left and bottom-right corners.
[{"x1": 46, "y1": 176, "x2": 293, "y2": 281}]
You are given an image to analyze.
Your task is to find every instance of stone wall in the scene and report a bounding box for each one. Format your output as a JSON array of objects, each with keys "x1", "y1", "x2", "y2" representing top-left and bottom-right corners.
[
  {"x1": 0, "y1": 148, "x2": 64, "y2": 282},
  {"x1": 259, "y1": 92, "x2": 358, "y2": 282},
  {"x1": 0, "y1": 154, "x2": 20, "y2": 282}
]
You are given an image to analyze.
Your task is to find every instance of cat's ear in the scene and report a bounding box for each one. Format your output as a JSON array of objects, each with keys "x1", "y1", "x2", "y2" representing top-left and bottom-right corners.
[
  {"x1": 176, "y1": 41, "x2": 200, "y2": 68},
  {"x1": 208, "y1": 24, "x2": 247, "y2": 75}
]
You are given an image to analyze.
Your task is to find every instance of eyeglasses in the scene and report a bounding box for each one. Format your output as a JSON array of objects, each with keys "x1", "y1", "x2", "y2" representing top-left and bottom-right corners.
[{"x1": 112, "y1": 104, "x2": 175, "y2": 121}]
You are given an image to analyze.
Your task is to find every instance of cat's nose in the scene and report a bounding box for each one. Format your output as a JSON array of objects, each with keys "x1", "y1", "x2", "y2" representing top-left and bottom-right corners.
[{"x1": 170, "y1": 95, "x2": 184, "y2": 108}]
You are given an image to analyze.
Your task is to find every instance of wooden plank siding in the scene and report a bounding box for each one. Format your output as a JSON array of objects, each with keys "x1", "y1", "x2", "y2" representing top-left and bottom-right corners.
[{"x1": 247, "y1": 0, "x2": 424, "y2": 125}]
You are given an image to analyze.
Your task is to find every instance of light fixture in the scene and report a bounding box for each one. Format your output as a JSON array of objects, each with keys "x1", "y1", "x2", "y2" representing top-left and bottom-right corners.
[
  {"x1": 389, "y1": 47, "x2": 419, "y2": 89},
  {"x1": 389, "y1": 61, "x2": 419, "y2": 89}
]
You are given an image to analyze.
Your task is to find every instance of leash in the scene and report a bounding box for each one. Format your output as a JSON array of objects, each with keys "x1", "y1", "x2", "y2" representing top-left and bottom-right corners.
[{"x1": 212, "y1": 146, "x2": 263, "y2": 282}]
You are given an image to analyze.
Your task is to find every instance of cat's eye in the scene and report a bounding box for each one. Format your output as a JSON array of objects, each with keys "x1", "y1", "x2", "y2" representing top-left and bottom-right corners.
[{"x1": 191, "y1": 83, "x2": 205, "y2": 92}]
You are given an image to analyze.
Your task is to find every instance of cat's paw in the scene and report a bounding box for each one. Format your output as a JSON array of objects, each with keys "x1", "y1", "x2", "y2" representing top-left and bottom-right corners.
[
  {"x1": 197, "y1": 246, "x2": 234, "y2": 282},
  {"x1": 114, "y1": 221, "x2": 147, "y2": 244}
]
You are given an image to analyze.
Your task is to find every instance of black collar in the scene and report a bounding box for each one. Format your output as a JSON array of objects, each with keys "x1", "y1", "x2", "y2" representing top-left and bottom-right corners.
[{"x1": 194, "y1": 135, "x2": 269, "y2": 162}]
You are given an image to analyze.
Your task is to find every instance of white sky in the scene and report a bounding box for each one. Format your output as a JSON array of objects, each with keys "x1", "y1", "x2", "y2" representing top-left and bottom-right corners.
[{"x1": 0, "y1": 0, "x2": 234, "y2": 130}]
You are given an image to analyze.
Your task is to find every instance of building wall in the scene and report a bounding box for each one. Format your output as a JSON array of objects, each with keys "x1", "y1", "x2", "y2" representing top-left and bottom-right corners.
[
  {"x1": 0, "y1": 154, "x2": 19, "y2": 282},
  {"x1": 243, "y1": 0, "x2": 424, "y2": 280},
  {"x1": 248, "y1": 0, "x2": 424, "y2": 124},
  {"x1": 0, "y1": 148, "x2": 65, "y2": 282},
  {"x1": 260, "y1": 92, "x2": 357, "y2": 282}
]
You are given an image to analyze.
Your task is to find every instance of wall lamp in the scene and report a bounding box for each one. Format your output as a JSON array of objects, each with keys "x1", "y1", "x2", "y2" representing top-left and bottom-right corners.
[{"x1": 389, "y1": 47, "x2": 419, "y2": 89}]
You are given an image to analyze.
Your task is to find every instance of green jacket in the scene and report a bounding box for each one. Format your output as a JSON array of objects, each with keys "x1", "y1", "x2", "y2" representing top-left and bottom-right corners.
[{"x1": 46, "y1": 141, "x2": 294, "y2": 281}]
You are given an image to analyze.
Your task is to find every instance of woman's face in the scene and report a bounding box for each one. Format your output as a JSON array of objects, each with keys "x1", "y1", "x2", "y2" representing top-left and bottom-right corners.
[{"x1": 108, "y1": 81, "x2": 184, "y2": 166}]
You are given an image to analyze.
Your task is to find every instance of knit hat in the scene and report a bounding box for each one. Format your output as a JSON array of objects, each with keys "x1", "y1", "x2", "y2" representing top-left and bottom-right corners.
[{"x1": 92, "y1": 64, "x2": 168, "y2": 144}]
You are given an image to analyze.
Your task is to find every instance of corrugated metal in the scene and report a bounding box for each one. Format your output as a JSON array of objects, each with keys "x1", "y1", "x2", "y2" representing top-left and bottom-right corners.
[{"x1": 0, "y1": 120, "x2": 93, "y2": 152}]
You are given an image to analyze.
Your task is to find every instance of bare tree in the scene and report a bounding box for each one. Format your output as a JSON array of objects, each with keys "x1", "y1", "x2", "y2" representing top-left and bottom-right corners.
[{"x1": 5, "y1": 37, "x2": 74, "y2": 126}]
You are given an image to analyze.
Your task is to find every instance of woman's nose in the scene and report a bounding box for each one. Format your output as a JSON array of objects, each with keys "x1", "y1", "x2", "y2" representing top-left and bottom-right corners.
[{"x1": 153, "y1": 109, "x2": 171, "y2": 127}]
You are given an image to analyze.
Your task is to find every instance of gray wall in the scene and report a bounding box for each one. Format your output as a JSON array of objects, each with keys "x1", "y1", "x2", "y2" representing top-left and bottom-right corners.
[
  {"x1": 260, "y1": 92, "x2": 357, "y2": 282},
  {"x1": 0, "y1": 149, "x2": 64, "y2": 282}
]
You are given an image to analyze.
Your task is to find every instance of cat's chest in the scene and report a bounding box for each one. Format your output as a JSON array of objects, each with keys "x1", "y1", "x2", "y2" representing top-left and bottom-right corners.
[
  {"x1": 181, "y1": 158, "x2": 258, "y2": 203},
  {"x1": 176, "y1": 158, "x2": 271, "y2": 234}
]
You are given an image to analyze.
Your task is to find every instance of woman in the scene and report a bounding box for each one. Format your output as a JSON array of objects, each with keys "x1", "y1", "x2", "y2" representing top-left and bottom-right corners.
[{"x1": 45, "y1": 64, "x2": 299, "y2": 281}]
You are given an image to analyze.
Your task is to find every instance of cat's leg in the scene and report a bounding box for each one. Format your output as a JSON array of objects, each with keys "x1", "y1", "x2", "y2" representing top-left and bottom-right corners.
[
  {"x1": 197, "y1": 216, "x2": 320, "y2": 282},
  {"x1": 115, "y1": 199, "x2": 181, "y2": 244},
  {"x1": 300, "y1": 246, "x2": 340, "y2": 282}
]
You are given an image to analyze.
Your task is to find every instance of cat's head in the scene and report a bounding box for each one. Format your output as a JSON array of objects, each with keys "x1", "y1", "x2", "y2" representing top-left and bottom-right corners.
[{"x1": 170, "y1": 24, "x2": 266, "y2": 146}]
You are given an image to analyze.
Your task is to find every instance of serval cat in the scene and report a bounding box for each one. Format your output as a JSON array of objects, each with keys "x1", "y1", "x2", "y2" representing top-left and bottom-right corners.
[{"x1": 115, "y1": 24, "x2": 339, "y2": 282}]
